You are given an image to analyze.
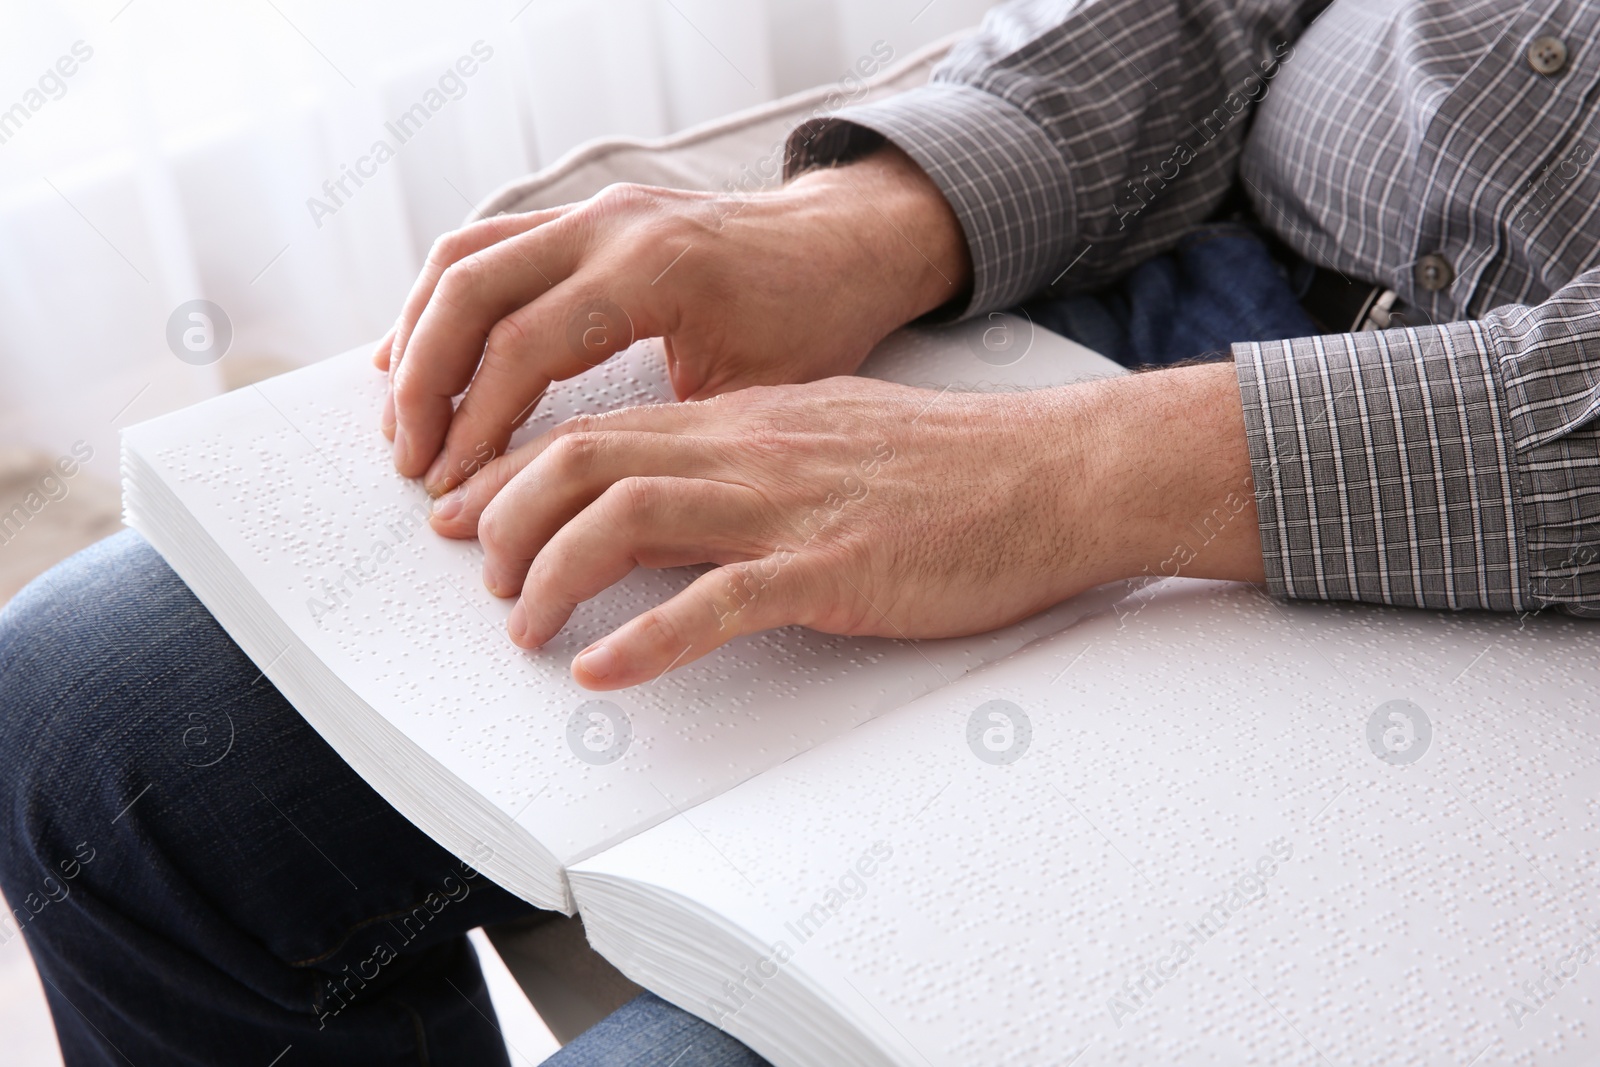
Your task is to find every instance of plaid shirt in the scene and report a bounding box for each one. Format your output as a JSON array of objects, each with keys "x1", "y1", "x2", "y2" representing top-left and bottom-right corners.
[{"x1": 788, "y1": 0, "x2": 1600, "y2": 617}]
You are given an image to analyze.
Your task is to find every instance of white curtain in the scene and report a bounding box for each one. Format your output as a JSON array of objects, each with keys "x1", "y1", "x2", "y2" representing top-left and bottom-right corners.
[{"x1": 0, "y1": 0, "x2": 995, "y2": 467}]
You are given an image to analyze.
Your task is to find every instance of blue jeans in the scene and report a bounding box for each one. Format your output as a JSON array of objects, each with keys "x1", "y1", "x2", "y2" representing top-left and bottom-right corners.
[
  {"x1": 0, "y1": 531, "x2": 770, "y2": 1066},
  {"x1": 1027, "y1": 222, "x2": 1317, "y2": 367}
]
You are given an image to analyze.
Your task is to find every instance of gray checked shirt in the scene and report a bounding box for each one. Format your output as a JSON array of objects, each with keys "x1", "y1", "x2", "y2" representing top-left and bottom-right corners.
[{"x1": 787, "y1": 0, "x2": 1600, "y2": 618}]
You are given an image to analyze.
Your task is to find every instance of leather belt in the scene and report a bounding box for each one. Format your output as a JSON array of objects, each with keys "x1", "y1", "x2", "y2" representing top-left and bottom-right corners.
[{"x1": 1299, "y1": 266, "x2": 1424, "y2": 334}]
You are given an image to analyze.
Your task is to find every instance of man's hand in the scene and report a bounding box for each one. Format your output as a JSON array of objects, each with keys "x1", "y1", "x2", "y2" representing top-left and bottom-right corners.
[
  {"x1": 375, "y1": 146, "x2": 970, "y2": 496},
  {"x1": 427, "y1": 363, "x2": 1267, "y2": 690}
]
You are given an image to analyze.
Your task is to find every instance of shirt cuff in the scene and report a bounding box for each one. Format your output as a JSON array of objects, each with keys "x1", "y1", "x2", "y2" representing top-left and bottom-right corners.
[
  {"x1": 785, "y1": 82, "x2": 1076, "y2": 320},
  {"x1": 1233, "y1": 323, "x2": 1527, "y2": 612}
]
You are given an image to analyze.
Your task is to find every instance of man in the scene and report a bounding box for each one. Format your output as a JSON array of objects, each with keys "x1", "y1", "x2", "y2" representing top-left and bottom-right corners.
[{"x1": 1, "y1": 0, "x2": 1595, "y2": 1063}]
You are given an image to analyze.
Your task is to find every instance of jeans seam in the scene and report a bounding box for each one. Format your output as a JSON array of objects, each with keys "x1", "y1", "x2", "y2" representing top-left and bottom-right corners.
[
  {"x1": 287, "y1": 896, "x2": 453, "y2": 968},
  {"x1": 394, "y1": 997, "x2": 432, "y2": 1067}
]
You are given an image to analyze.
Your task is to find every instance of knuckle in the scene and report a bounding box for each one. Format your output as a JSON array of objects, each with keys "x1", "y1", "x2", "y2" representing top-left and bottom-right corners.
[
  {"x1": 523, "y1": 546, "x2": 564, "y2": 597},
  {"x1": 484, "y1": 315, "x2": 531, "y2": 361},
  {"x1": 435, "y1": 256, "x2": 488, "y2": 306},
  {"x1": 738, "y1": 407, "x2": 797, "y2": 454},
  {"x1": 719, "y1": 558, "x2": 767, "y2": 597},
  {"x1": 426, "y1": 231, "x2": 458, "y2": 266},
  {"x1": 541, "y1": 432, "x2": 601, "y2": 480},
  {"x1": 477, "y1": 500, "x2": 511, "y2": 555},
  {"x1": 589, "y1": 182, "x2": 655, "y2": 214},
  {"x1": 390, "y1": 366, "x2": 426, "y2": 408},
  {"x1": 745, "y1": 421, "x2": 790, "y2": 455},
  {"x1": 579, "y1": 184, "x2": 697, "y2": 244},
  {"x1": 608, "y1": 477, "x2": 660, "y2": 525},
  {"x1": 635, "y1": 605, "x2": 687, "y2": 654},
  {"x1": 427, "y1": 228, "x2": 472, "y2": 269},
  {"x1": 557, "y1": 412, "x2": 604, "y2": 436}
]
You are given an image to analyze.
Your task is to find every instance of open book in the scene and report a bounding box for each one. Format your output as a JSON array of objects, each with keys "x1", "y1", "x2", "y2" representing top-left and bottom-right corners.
[{"x1": 123, "y1": 322, "x2": 1600, "y2": 1066}]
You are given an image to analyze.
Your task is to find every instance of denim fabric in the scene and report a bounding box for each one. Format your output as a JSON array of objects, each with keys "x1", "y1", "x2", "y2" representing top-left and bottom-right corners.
[
  {"x1": 1026, "y1": 223, "x2": 1317, "y2": 368},
  {"x1": 0, "y1": 530, "x2": 771, "y2": 1066},
  {"x1": 549, "y1": 993, "x2": 770, "y2": 1066}
]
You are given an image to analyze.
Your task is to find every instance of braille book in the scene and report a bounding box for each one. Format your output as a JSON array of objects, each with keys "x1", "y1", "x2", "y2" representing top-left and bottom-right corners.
[{"x1": 122, "y1": 322, "x2": 1600, "y2": 1066}]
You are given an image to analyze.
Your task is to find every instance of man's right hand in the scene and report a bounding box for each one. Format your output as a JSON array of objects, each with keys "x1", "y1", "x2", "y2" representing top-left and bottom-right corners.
[{"x1": 375, "y1": 144, "x2": 972, "y2": 496}]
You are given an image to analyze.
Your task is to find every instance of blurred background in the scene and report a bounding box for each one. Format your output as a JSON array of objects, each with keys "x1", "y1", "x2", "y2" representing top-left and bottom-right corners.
[{"x1": 0, "y1": 0, "x2": 996, "y2": 1062}]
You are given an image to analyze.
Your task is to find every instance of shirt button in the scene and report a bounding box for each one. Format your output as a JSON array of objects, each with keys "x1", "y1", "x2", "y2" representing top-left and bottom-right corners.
[
  {"x1": 1529, "y1": 35, "x2": 1569, "y2": 75},
  {"x1": 1415, "y1": 253, "x2": 1455, "y2": 292}
]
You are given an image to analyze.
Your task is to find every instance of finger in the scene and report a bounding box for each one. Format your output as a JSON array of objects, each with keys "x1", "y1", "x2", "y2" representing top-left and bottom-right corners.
[
  {"x1": 373, "y1": 326, "x2": 395, "y2": 371},
  {"x1": 427, "y1": 400, "x2": 734, "y2": 540},
  {"x1": 390, "y1": 211, "x2": 572, "y2": 477},
  {"x1": 570, "y1": 555, "x2": 810, "y2": 689},
  {"x1": 375, "y1": 327, "x2": 399, "y2": 440},
  {"x1": 472, "y1": 432, "x2": 737, "y2": 596},
  {"x1": 424, "y1": 436, "x2": 530, "y2": 539},
  {"x1": 389, "y1": 209, "x2": 565, "y2": 378},
  {"x1": 422, "y1": 277, "x2": 661, "y2": 494},
  {"x1": 509, "y1": 476, "x2": 768, "y2": 648}
]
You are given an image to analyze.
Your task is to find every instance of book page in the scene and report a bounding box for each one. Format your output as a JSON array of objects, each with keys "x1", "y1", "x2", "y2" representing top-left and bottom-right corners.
[
  {"x1": 124, "y1": 318, "x2": 1125, "y2": 881},
  {"x1": 572, "y1": 579, "x2": 1600, "y2": 1066}
]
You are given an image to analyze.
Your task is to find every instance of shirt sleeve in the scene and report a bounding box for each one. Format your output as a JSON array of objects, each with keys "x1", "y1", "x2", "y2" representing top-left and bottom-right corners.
[
  {"x1": 785, "y1": 0, "x2": 1331, "y2": 318},
  {"x1": 1234, "y1": 269, "x2": 1600, "y2": 617}
]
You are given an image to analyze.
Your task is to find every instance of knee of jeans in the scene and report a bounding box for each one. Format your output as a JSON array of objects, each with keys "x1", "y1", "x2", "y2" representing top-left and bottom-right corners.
[{"x1": 0, "y1": 530, "x2": 207, "y2": 871}]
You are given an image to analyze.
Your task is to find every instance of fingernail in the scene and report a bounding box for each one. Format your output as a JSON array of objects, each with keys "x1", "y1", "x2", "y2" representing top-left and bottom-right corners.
[
  {"x1": 393, "y1": 422, "x2": 409, "y2": 470},
  {"x1": 482, "y1": 564, "x2": 509, "y2": 597},
  {"x1": 508, "y1": 601, "x2": 528, "y2": 643},
  {"x1": 575, "y1": 644, "x2": 617, "y2": 681},
  {"x1": 424, "y1": 453, "x2": 449, "y2": 491},
  {"x1": 431, "y1": 488, "x2": 466, "y2": 522},
  {"x1": 381, "y1": 391, "x2": 395, "y2": 438}
]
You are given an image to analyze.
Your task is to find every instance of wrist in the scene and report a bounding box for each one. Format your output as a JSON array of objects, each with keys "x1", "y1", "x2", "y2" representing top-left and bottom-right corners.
[
  {"x1": 1037, "y1": 363, "x2": 1267, "y2": 591},
  {"x1": 778, "y1": 145, "x2": 972, "y2": 331}
]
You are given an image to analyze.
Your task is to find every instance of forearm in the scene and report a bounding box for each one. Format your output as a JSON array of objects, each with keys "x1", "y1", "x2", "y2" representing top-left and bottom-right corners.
[
  {"x1": 776, "y1": 144, "x2": 973, "y2": 330},
  {"x1": 1031, "y1": 362, "x2": 1266, "y2": 595},
  {"x1": 1097, "y1": 362, "x2": 1267, "y2": 584}
]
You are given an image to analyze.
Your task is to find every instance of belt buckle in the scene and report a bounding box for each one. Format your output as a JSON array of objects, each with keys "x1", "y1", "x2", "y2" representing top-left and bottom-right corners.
[{"x1": 1358, "y1": 289, "x2": 1399, "y2": 332}]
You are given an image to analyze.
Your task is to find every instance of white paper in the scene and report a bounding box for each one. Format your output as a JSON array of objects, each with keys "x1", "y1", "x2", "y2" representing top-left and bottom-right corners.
[
  {"x1": 123, "y1": 317, "x2": 1123, "y2": 907},
  {"x1": 574, "y1": 578, "x2": 1600, "y2": 1065}
]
